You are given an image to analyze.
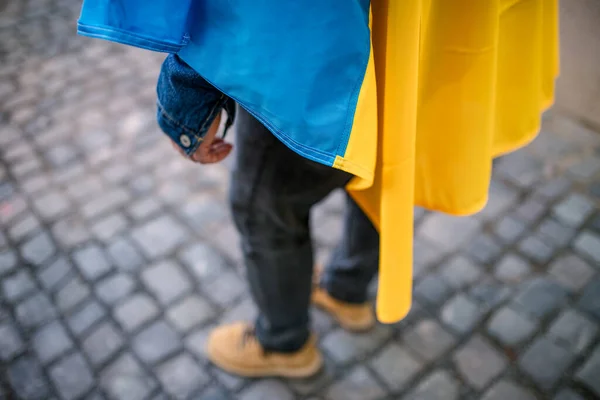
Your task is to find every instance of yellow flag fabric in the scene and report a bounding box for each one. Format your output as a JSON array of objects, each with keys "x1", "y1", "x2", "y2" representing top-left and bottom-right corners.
[{"x1": 348, "y1": 0, "x2": 559, "y2": 323}]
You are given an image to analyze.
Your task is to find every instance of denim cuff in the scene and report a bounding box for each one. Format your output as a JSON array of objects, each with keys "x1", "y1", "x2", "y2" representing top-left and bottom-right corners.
[{"x1": 156, "y1": 54, "x2": 236, "y2": 157}]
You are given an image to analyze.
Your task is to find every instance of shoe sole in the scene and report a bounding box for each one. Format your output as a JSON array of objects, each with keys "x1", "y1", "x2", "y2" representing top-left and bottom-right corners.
[{"x1": 207, "y1": 348, "x2": 324, "y2": 379}]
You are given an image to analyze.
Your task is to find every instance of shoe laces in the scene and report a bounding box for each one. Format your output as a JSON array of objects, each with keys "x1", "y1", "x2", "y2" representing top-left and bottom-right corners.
[{"x1": 241, "y1": 326, "x2": 269, "y2": 355}]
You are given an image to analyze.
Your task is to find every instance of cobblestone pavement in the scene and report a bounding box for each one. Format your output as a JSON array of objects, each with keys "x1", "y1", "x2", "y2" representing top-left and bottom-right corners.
[{"x1": 1, "y1": 1, "x2": 600, "y2": 399}]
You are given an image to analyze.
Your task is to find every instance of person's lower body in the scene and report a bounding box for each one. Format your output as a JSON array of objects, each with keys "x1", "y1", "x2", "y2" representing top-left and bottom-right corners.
[{"x1": 206, "y1": 106, "x2": 379, "y2": 377}]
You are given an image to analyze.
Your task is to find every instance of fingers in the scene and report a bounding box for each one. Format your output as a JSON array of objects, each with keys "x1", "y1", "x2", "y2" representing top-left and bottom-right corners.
[{"x1": 169, "y1": 111, "x2": 231, "y2": 164}]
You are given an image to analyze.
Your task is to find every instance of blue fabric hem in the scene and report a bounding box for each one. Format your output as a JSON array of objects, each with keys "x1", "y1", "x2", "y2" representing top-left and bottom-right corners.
[{"x1": 77, "y1": 22, "x2": 186, "y2": 53}]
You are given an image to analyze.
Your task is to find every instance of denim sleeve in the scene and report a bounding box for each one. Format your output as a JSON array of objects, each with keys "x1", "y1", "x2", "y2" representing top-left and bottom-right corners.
[{"x1": 156, "y1": 54, "x2": 236, "y2": 156}]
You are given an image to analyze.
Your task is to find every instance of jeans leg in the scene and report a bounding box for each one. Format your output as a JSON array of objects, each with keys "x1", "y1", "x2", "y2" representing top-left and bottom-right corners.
[
  {"x1": 230, "y1": 106, "x2": 352, "y2": 353},
  {"x1": 322, "y1": 193, "x2": 380, "y2": 304}
]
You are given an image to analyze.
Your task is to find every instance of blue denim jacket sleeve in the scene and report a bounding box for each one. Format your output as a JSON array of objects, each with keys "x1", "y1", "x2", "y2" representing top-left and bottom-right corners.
[{"x1": 156, "y1": 54, "x2": 236, "y2": 156}]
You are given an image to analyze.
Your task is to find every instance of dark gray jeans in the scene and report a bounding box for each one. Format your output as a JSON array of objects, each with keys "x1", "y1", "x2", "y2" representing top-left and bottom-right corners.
[{"x1": 230, "y1": 107, "x2": 379, "y2": 352}]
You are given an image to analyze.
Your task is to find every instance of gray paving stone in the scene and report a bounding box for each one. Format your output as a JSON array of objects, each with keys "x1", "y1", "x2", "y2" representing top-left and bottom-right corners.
[
  {"x1": 185, "y1": 327, "x2": 211, "y2": 359},
  {"x1": 9, "y1": 213, "x2": 41, "y2": 241},
  {"x1": 239, "y1": 380, "x2": 294, "y2": 400},
  {"x1": 478, "y1": 180, "x2": 519, "y2": 220},
  {"x1": 548, "y1": 309, "x2": 598, "y2": 354},
  {"x1": 81, "y1": 188, "x2": 130, "y2": 219},
  {"x1": 157, "y1": 354, "x2": 208, "y2": 399},
  {"x1": 574, "y1": 231, "x2": 600, "y2": 264},
  {"x1": 51, "y1": 216, "x2": 92, "y2": 248},
  {"x1": 405, "y1": 370, "x2": 459, "y2": 400},
  {"x1": 21, "y1": 231, "x2": 55, "y2": 265},
  {"x1": 179, "y1": 243, "x2": 229, "y2": 283},
  {"x1": 403, "y1": 319, "x2": 457, "y2": 361},
  {"x1": 513, "y1": 277, "x2": 568, "y2": 318},
  {"x1": 100, "y1": 353, "x2": 157, "y2": 400},
  {"x1": 369, "y1": 343, "x2": 423, "y2": 392},
  {"x1": 537, "y1": 218, "x2": 576, "y2": 247},
  {"x1": 1, "y1": 270, "x2": 36, "y2": 302},
  {"x1": 180, "y1": 196, "x2": 231, "y2": 235},
  {"x1": 575, "y1": 344, "x2": 600, "y2": 397},
  {"x1": 92, "y1": 213, "x2": 129, "y2": 241},
  {"x1": 495, "y1": 216, "x2": 527, "y2": 244},
  {"x1": 554, "y1": 389, "x2": 586, "y2": 400},
  {"x1": 441, "y1": 294, "x2": 484, "y2": 334},
  {"x1": 0, "y1": 194, "x2": 27, "y2": 225},
  {"x1": 549, "y1": 254, "x2": 595, "y2": 291},
  {"x1": 67, "y1": 299, "x2": 106, "y2": 336},
  {"x1": 83, "y1": 321, "x2": 124, "y2": 366},
  {"x1": 204, "y1": 270, "x2": 246, "y2": 306},
  {"x1": 494, "y1": 254, "x2": 531, "y2": 283},
  {"x1": 198, "y1": 388, "x2": 230, "y2": 400},
  {"x1": 519, "y1": 336, "x2": 577, "y2": 390},
  {"x1": 439, "y1": 256, "x2": 482, "y2": 289},
  {"x1": 55, "y1": 276, "x2": 90, "y2": 312},
  {"x1": 413, "y1": 238, "x2": 445, "y2": 273},
  {"x1": 414, "y1": 274, "x2": 452, "y2": 306},
  {"x1": 95, "y1": 272, "x2": 134, "y2": 305},
  {"x1": 466, "y1": 233, "x2": 502, "y2": 264},
  {"x1": 519, "y1": 235, "x2": 555, "y2": 264},
  {"x1": 15, "y1": 292, "x2": 57, "y2": 328},
  {"x1": 0, "y1": 323, "x2": 24, "y2": 361},
  {"x1": 487, "y1": 306, "x2": 537, "y2": 346},
  {"x1": 167, "y1": 295, "x2": 215, "y2": 332},
  {"x1": 322, "y1": 325, "x2": 392, "y2": 365},
  {"x1": 578, "y1": 276, "x2": 600, "y2": 320},
  {"x1": 482, "y1": 380, "x2": 537, "y2": 400},
  {"x1": 32, "y1": 321, "x2": 73, "y2": 363},
  {"x1": 514, "y1": 197, "x2": 547, "y2": 224},
  {"x1": 552, "y1": 193, "x2": 595, "y2": 227},
  {"x1": 131, "y1": 215, "x2": 188, "y2": 258},
  {"x1": 325, "y1": 366, "x2": 386, "y2": 400},
  {"x1": 418, "y1": 214, "x2": 481, "y2": 251},
  {"x1": 73, "y1": 244, "x2": 112, "y2": 281},
  {"x1": 468, "y1": 280, "x2": 515, "y2": 309},
  {"x1": 453, "y1": 335, "x2": 507, "y2": 390},
  {"x1": 142, "y1": 260, "x2": 191, "y2": 305},
  {"x1": 133, "y1": 321, "x2": 182, "y2": 364},
  {"x1": 7, "y1": 356, "x2": 51, "y2": 400},
  {"x1": 50, "y1": 353, "x2": 94, "y2": 400},
  {"x1": 32, "y1": 190, "x2": 70, "y2": 220},
  {"x1": 44, "y1": 259, "x2": 86, "y2": 295},
  {"x1": 496, "y1": 151, "x2": 543, "y2": 187},
  {"x1": 568, "y1": 157, "x2": 600, "y2": 180},
  {"x1": 107, "y1": 237, "x2": 143, "y2": 271},
  {"x1": 128, "y1": 198, "x2": 162, "y2": 220},
  {"x1": 114, "y1": 293, "x2": 159, "y2": 332},
  {"x1": 0, "y1": 250, "x2": 17, "y2": 275}
]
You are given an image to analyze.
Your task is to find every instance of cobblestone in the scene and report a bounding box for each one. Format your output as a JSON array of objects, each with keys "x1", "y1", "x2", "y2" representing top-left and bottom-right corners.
[
  {"x1": 487, "y1": 306, "x2": 538, "y2": 346},
  {"x1": 482, "y1": 380, "x2": 537, "y2": 400},
  {"x1": 49, "y1": 353, "x2": 94, "y2": 400},
  {"x1": 8, "y1": 356, "x2": 51, "y2": 400},
  {"x1": 403, "y1": 319, "x2": 456, "y2": 361},
  {"x1": 2, "y1": 5, "x2": 599, "y2": 397},
  {"x1": 325, "y1": 366, "x2": 386, "y2": 400},
  {"x1": 519, "y1": 337, "x2": 577, "y2": 390},
  {"x1": 100, "y1": 353, "x2": 157, "y2": 400},
  {"x1": 453, "y1": 335, "x2": 507, "y2": 390},
  {"x1": 157, "y1": 354, "x2": 208, "y2": 399},
  {"x1": 405, "y1": 370, "x2": 460, "y2": 400},
  {"x1": 0, "y1": 323, "x2": 24, "y2": 361},
  {"x1": 575, "y1": 344, "x2": 600, "y2": 397},
  {"x1": 133, "y1": 321, "x2": 182, "y2": 364},
  {"x1": 369, "y1": 343, "x2": 423, "y2": 392},
  {"x1": 32, "y1": 321, "x2": 73, "y2": 363},
  {"x1": 82, "y1": 321, "x2": 124, "y2": 366}
]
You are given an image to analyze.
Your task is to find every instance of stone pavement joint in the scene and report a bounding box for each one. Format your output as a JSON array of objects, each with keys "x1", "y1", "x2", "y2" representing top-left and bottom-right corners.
[{"x1": 1, "y1": 0, "x2": 600, "y2": 398}]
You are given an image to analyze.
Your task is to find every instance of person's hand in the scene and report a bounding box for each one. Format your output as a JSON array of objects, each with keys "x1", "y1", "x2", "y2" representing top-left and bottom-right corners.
[{"x1": 171, "y1": 112, "x2": 233, "y2": 164}]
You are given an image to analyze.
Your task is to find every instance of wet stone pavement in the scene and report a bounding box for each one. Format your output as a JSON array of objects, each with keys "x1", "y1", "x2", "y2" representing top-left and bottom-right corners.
[{"x1": 1, "y1": 0, "x2": 600, "y2": 399}]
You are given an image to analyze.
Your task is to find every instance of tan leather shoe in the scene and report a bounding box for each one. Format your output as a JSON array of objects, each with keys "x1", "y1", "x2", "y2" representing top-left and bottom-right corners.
[
  {"x1": 205, "y1": 322, "x2": 323, "y2": 378},
  {"x1": 312, "y1": 286, "x2": 376, "y2": 332}
]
